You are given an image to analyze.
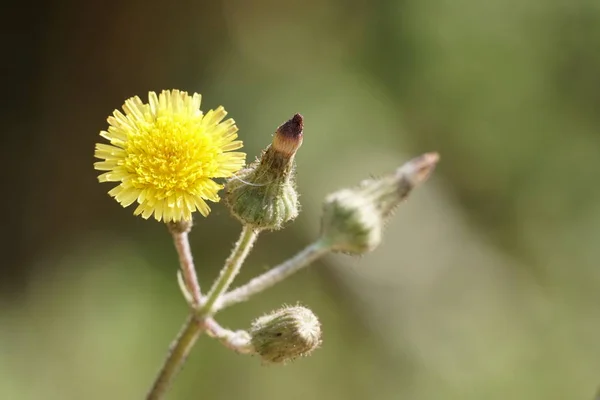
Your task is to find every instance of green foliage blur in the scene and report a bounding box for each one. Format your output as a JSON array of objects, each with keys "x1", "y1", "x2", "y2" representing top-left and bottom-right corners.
[{"x1": 3, "y1": 0, "x2": 600, "y2": 399}]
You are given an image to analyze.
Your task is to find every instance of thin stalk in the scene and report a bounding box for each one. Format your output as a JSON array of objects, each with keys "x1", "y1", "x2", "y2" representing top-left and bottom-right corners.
[
  {"x1": 204, "y1": 317, "x2": 254, "y2": 354},
  {"x1": 146, "y1": 315, "x2": 204, "y2": 400},
  {"x1": 147, "y1": 226, "x2": 204, "y2": 399},
  {"x1": 217, "y1": 240, "x2": 331, "y2": 311},
  {"x1": 171, "y1": 230, "x2": 202, "y2": 307},
  {"x1": 200, "y1": 225, "x2": 259, "y2": 315}
]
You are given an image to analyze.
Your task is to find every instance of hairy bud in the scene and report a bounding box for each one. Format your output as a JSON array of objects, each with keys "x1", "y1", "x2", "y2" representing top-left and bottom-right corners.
[
  {"x1": 321, "y1": 189, "x2": 383, "y2": 254},
  {"x1": 225, "y1": 114, "x2": 303, "y2": 230},
  {"x1": 320, "y1": 152, "x2": 439, "y2": 254},
  {"x1": 249, "y1": 305, "x2": 321, "y2": 364}
]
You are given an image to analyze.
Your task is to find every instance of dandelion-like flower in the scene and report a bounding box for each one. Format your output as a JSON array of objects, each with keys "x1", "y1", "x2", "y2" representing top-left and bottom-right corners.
[{"x1": 94, "y1": 90, "x2": 246, "y2": 222}]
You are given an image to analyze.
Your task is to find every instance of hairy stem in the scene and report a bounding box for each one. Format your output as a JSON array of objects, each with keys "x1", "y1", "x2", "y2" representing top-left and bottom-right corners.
[
  {"x1": 200, "y1": 225, "x2": 260, "y2": 315},
  {"x1": 204, "y1": 317, "x2": 254, "y2": 354},
  {"x1": 147, "y1": 227, "x2": 205, "y2": 399},
  {"x1": 171, "y1": 230, "x2": 202, "y2": 307},
  {"x1": 146, "y1": 315, "x2": 204, "y2": 400},
  {"x1": 217, "y1": 240, "x2": 331, "y2": 311}
]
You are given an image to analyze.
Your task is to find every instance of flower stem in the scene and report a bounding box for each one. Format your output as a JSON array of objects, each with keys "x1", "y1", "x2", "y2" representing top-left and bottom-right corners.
[
  {"x1": 216, "y1": 240, "x2": 331, "y2": 311},
  {"x1": 204, "y1": 317, "x2": 254, "y2": 354},
  {"x1": 146, "y1": 315, "x2": 204, "y2": 400},
  {"x1": 201, "y1": 225, "x2": 259, "y2": 315},
  {"x1": 171, "y1": 230, "x2": 202, "y2": 307},
  {"x1": 146, "y1": 225, "x2": 205, "y2": 399}
]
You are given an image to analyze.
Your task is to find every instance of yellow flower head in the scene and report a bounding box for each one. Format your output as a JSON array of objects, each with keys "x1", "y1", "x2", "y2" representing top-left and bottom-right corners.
[{"x1": 94, "y1": 90, "x2": 246, "y2": 222}]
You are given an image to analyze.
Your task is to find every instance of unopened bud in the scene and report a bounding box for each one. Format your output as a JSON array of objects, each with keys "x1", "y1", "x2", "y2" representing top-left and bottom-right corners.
[
  {"x1": 321, "y1": 190, "x2": 383, "y2": 254},
  {"x1": 249, "y1": 305, "x2": 321, "y2": 364},
  {"x1": 272, "y1": 113, "x2": 304, "y2": 158},
  {"x1": 225, "y1": 114, "x2": 303, "y2": 230},
  {"x1": 320, "y1": 152, "x2": 439, "y2": 254}
]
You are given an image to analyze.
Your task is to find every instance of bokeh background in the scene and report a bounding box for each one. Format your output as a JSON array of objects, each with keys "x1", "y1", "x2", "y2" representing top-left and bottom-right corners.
[{"x1": 4, "y1": 0, "x2": 600, "y2": 399}]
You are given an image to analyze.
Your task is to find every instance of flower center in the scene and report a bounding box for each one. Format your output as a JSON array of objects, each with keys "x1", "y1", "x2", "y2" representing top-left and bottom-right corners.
[{"x1": 124, "y1": 113, "x2": 220, "y2": 198}]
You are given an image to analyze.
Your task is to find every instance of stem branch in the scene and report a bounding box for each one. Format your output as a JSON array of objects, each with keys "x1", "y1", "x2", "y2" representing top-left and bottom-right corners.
[
  {"x1": 201, "y1": 225, "x2": 259, "y2": 314},
  {"x1": 147, "y1": 226, "x2": 205, "y2": 399},
  {"x1": 171, "y1": 230, "x2": 202, "y2": 307},
  {"x1": 217, "y1": 240, "x2": 331, "y2": 310},
  {"x1": 204, "y1": 317, "x2": 254, "y2": 354}
]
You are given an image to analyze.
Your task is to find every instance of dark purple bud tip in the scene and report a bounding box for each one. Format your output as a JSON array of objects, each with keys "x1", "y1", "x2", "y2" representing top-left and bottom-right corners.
[
  {"x1": 273, "y1": 113, "x2": 304, "y2": 156},
  {"x1": 277, "y1": 113, "x2": 304, "y2": 138}
]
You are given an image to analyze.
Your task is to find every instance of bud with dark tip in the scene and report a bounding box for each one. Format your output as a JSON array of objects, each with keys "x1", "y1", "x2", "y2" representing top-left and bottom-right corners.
[
  {"x1": 320, "y1": 152, "x2": 439, "y2": 255},
  {"x1": 225, "y1": 114, "x2": 303, "y2": 230},
  {"x1": 249, "y1": 305, "x2": 321, "y2": 364},
  {"x1": 271, "y1": 114, "x2": 304, "y2": 159}
]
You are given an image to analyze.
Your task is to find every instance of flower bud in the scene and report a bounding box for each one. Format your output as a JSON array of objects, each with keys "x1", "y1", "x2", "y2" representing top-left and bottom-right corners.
[
  {"x1": 320, "y1": 152, "x2": 439, "y2": 254},
  {"x1": 249, "y1": 305, "x2": 321, "y2": 364},
  {"x1": 320, "y1": 189, "x2": 383, "y2": 254},
  {"x1": 225, "y1": 114, "x2": 303, "y2": 230}
]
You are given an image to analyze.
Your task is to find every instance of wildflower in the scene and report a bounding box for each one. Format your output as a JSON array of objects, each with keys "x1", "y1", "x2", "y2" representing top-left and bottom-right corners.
[{"x1": 94, "y1": 90, "x2": 245, "y2": 222}]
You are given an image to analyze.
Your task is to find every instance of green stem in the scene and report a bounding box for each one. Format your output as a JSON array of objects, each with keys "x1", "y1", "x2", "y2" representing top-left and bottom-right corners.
[
  {"x1": 216, "y1": 240, "x2": 331, "y2": 311},
  {"x1": 146, "y1": 315, "x2": 204, "y2": 400},
  {"x1": 201, "y1": 225, "x2": 259, "y2": 315}
]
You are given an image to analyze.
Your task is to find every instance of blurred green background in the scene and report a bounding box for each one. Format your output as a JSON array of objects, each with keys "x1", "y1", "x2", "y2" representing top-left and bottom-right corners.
[{"x1": 4, "y1": 0, "x2": 600, "y2": 399}]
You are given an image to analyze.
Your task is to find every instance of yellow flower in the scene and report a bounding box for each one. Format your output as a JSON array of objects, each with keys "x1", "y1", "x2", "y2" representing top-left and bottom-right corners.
[{"x1": 94, "y1": 90, "x2": 246, "y2": 222}]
